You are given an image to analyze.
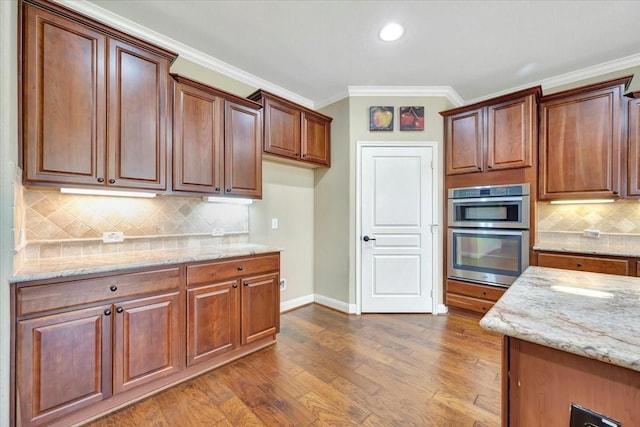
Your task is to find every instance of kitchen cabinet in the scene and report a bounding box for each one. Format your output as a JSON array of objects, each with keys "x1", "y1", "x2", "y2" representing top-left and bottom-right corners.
[
  {"x1": 14, "y1": 267, "x2": 183, "y2": 427},
  {"x1": 442, "y1": 87, "x2": 539, "y2": 175},
  {"x1": 536, "y1": 252, "x2": 631, "y2": 276},
  {"x1": 21, "y1": 0, "x2": 176, "y2": 191},
  {"x1": 172, "y1": 75, "x2": 262, "y2": 198},
  {"x1": 445, "y1": 279, "x2": 506, "y2": 315},
  {"x1": 539, "y1": 76, "x2": 631, "y2": 200},
  {"x1": 628, "y1": 93, "x2": 640, "y2": 197},
  {"x1": 186, "y1": 254, "x2": 280, "y2": 366},
  {"x1": 248, "y1": 90, "x2": 332, "y2": 167}
]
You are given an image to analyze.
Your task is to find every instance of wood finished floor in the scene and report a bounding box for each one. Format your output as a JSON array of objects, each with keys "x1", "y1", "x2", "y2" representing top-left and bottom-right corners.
[{"x1": 86, "y1": 304, "x2": 502, "y2": 426}]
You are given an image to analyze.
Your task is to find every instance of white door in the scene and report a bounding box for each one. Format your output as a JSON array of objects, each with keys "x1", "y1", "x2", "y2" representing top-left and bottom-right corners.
[{"x1": 360, "y1": 144, "x2": 436, "y2": 313}]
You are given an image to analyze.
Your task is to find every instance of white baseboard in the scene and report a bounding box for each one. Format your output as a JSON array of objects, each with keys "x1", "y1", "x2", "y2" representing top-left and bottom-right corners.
[
  {"x1": 280, "y1": 294, "x2": 356, "y2": 314},
  {"x1": 436, "y1": 304, "x2": 449, "y2": 315}
]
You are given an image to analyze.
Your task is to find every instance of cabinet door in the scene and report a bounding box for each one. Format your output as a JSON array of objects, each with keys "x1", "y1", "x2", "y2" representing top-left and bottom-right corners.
[
  {"x1": 241, "y1": 273, "x2": 279, "y2": 345},
  {"x1": 173, "y1": 80, "x2": 224, "y2": 193},
  {"x1": 486, "y1": 95, "x2": 534, "y2": 171},
  {"x1": 263, "y1": 97, "x2": 300, "y2": 159},
  {"x1": 224, "y1": 101, "x2": 262, "y2": 198},
  {"x1": 628, "y1": 98, "x2": 640, "y2": 197},
  {"x1": 113, "y1": 292, "x2": 183, "y2": 394},
  {"x1": 22, "y1": 4, "x2": 107, "y2": 187},
  {"x1": 187, "y1": 280, "x2": 240, "y2": 366},
  {"x1": 445, "y1": 108, "x2": 484, "y2": 175},
  {"x1": 301, "y1": 111, "x2": 331, "y2": 166},
  {"x1": 17, "y1": 305, "x2": 112, "y2": 427},
  {"x1": 107, "y1": 39, "x2": 170, "y2": 191},
  {"x1": 540, "y1": 83, "x2": 624, "y2": 199}
]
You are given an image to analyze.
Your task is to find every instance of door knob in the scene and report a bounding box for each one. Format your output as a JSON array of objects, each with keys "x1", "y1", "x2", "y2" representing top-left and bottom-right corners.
[{"x1": 363, "y1": 235, "x2": 376, "y2": 242}]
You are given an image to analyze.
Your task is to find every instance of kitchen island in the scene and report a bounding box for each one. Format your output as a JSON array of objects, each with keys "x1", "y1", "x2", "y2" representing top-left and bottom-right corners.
[{"x1": 480, "y1": 266, "x2": 640, "y2": 426}]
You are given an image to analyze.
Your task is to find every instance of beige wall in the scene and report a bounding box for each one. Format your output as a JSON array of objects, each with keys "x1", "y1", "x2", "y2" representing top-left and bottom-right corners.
[{"x1": 0, "y1": 1, "x2": 18, "y2": 424}]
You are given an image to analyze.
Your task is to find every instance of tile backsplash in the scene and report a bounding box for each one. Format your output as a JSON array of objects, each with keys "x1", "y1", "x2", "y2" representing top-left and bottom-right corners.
[
  {"x1": 537, "y1": 200, "x2": 640, "y2": 249},
  {"x1": 18, "y1": 188, "x2": 249, "y2": 261}
]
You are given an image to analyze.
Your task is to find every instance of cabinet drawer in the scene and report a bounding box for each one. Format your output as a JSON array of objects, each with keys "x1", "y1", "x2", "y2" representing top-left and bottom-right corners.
[
  {"x1": 637, "y1": 261, "x2": 640, "y2": 277},
  {"x1": 187, "y1": 254, "x2": 279, "y2": 286},
  {"x1": 537, "y1": 253, "x2": 628, "y2": 276},
  {"x1": 447, "y1": 280, "x2": 505, "y2": 302},
  {"x1": 17, "y1": 267, "x2": 181, "y2": 317},
  {"x1": 446, "y1": 293, "x2": 496, "y2": 314}
]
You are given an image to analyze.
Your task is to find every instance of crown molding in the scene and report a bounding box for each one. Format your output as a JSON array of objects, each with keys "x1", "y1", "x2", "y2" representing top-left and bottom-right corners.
[
  {"x1": 464, "y1": 52, "x2": 640, "y2": 105},
  {"x1": 54, "y1": 0, "x2": 315, "y2": 109},
  {"x1": 347, "y1": 86, "x2": 464, "y2": 107}
]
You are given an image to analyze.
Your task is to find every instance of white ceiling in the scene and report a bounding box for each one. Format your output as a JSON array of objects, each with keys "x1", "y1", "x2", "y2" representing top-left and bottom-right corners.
[{"x1": 76, "y1": 0, "x2": 640, "y2": 107}]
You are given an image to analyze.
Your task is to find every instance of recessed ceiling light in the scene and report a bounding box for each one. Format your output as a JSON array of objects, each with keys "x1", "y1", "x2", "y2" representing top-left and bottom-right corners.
[{"x1": 379, "y1": 23, "x2": 404, "y2": 42}]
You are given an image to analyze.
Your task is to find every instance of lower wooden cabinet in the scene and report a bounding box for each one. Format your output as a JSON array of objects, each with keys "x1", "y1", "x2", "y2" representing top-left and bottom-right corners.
[
  {"x1": 12, "y1": 253, "x2": 281, "y2": 427},
  {"x1": 446, "y1": 279, "x2": 506, "y2": 315},
  {"x1": 536, "y1": 252, "x2": 630, "y2": 276}
]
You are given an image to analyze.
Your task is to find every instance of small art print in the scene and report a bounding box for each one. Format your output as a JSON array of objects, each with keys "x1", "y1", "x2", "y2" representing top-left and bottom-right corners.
[
  {"x1": 399, "y1": 106, "x2": 425, "y2": 131},
  {"x1": 370, "y1": 106, "x2": 394, "y2": 131}
]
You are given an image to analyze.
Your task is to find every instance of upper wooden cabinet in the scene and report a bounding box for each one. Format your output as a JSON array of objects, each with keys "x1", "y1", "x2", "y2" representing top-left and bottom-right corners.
[
  {"x1": 20, "y1": 0, "x2": 176, "y2": 191},
  {"x1": 248, "y1": 90, "x2": 332, "y2": 168},
  {"x1": 627, "y1": 92, "x2": 640, "y2": 197},
  {"x1": 441, "y1": 87, "x2": 539, "y2": 175},
  {"x1": 172, "y1": 75, "x2": 262, "y2": 198},
  {"x1": 539, "y1": 76, "x2": 631, "y2": 200}
]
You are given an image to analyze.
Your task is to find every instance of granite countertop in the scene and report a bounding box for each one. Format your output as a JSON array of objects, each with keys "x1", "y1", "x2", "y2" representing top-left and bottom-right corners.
[
  {"x1": 11, "y1": 243, "x2": 282, "y2": 284},
  {"x1": 533, "y1": 242, "x2": 640, "y2": 257},
  {"x1": 480, "y1": 266, "x2": 640, "y2": 373}
]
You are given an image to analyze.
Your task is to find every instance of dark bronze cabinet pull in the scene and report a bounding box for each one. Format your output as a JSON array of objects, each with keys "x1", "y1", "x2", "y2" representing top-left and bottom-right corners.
[
  {"x1": 109, "y1": 285, "x2": 117, "y2": 292},
  {"x1": 97, "y1": 177, "x2": 105, "y2": 183},
  {"x1": 104, "y1": 309, "x2": 111, "y2": 316},
  {"x1": 116, "y1": 307, "x2": 123, "y2": 314}
]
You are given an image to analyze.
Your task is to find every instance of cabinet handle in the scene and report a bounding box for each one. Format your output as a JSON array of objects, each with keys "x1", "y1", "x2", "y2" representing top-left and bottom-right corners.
[
  {"x1": 226, "y1": 188, "x2": 231, "y2": 193},
  {"x1": 243, "y1": 282, "x2": 249, "y2": 287},
  {"x1": 97, "y1": 177, "x2": 105, "y2": 183},
  {"x1": 104, "y1": 309, "x2": 111, "y2": 316},
  {"x1": 109, "y1": 285, "x2": 117, "y2": 292},
  {"x1": 233, "y1": 283, "x2": 238, "y2": 288},
  {"x1": 481, "y1": 307, "x2": 487, "y2": 311},
  {"x1": 477, "y1": 166, "x2": 481, "y2": 170},
  {"x1": 577, "y1": 263, "x2": 583, "y2": 267},
  {"x1": 116, "y1": 307, "x2": 124, "y2": 314},
  {"x1": 108, "y1": 179, "x2": 116, "y2": 184},
  {"x1": 237, "y1": 266, "x2": 244, "y2": 271},
  {"x1": 487, "y1": 165, "x2": 493, "y2": 169},
  {"x1": 482, "y1": 291, "x2": 487, "y2": 296},
  {"x1": 613, "y1": 191, "x2": 619, "y2": 195},
  {"x1": 302, "y1": 154, "x2": 306, "y2": 158},
  {"x1": 215, "y1": 187, "x2": 220, "y2": 192}
]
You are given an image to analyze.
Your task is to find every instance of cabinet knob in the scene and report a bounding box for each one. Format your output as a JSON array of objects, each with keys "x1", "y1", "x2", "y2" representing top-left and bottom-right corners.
[
  {"x1": 613, "y1": 191, "x2": 619, "y2": 195},
  {"x1": 109, "y1": 285, "x2": 117, "y2": 292},
  {"x1": 237, "y1": 266, "x2": 244, "y2": 271},
  {"x1": 577, "y1": 263, "x2": 583, "y2": 267},
  {"x1": 482, "y1": 291, "x2": 487, "y2": 296},
  {"x1": 226, "y1": 188, "x2": 231, "y2": 193},
  {"x1": 116, "y1": 307, "x2": 124, "y2": 314},
  {"x1": 215, "y1": 187, "x2": 221, "y2": 192},
  {"x1": 109, "y1": 179, "x2": 116, "y2": 184},
  {"x1": 233, "y1": 283, "x2": 238, "y2": 288},
  {"x1": 487, "y1": 165, "x2": 493, "y2": 169},
  {"x1": 302, "y1": 154, "x2": 306, "y2": 158},
  {"x1": 243, "y1": 282, "x2": 249, "y2": 287},
  {"x1": 477, "y1": 166, "x2": 481, "y2": 170},
  {"x1": 104, "y1": 309, "x2": 111, "y2": 316},
  {"x1": 482, "y1": 307, "x2": 487, "y2": 311},
  {"x1": 97, "y1": 177, "x2": 105, "y2": 183}
]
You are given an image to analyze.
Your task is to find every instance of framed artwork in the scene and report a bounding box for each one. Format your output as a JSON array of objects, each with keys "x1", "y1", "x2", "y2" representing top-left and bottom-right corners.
[
  {"x1": 399, "y1": 106, "x2": 425, "y2": 131},
  {"x1": 369, "y1": 106, "x2": 394, "y2": 131}
]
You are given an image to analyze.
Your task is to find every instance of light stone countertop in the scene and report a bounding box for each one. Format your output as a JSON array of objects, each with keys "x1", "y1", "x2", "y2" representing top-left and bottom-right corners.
[
  {"x1": 11, "y1": 243, "x2": 282, "y2": 284},
  {"x1": 533, "y1": 242, "x2": 640, "y2": 257},
  {"x1": 480, "y1": 266, "x2": 640, "y2": 373}
]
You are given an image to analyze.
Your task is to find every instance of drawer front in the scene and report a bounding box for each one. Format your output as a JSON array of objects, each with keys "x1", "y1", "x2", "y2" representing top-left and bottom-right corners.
[
  {"x1": 17, "y1": 267, "x2": 181, "y2": 317},
  {"x1": 447, "y1": 280, "x2": 505, "y2": 302},
  {"x1": 447, "y1": 293, "x2": 496, "y2": 314},
  {"x1": 537, "y1": 253, "x2": 628, "y2": 276},
  {"x1": 187, "y1": 254, "x2": 280, "y2": 286},
  {"x1": 637, "y1": 261, "x2": 640, "y2": 277}
]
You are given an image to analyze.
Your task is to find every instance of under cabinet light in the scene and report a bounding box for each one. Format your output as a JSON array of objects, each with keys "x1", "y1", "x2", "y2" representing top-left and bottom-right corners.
[
  {"x1": 379, "y1": 23, "x2": 404, "y2": 42},
  {"x1": 202, "y1": 196, "x2": 253, "y2": 205},
  {"x1": 549, "y1": 199, "x2": 614, "y2": 205},
  {"x1": 60, "y1": 188, "x2": 156, "y2": 198}
]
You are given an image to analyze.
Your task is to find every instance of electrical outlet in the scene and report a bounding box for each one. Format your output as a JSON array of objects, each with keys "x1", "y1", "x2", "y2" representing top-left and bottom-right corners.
[
  {"x1": 271, "y1": 218, "x2": 279, "y2": 229},
  {"x1": 102, "y1": 231, "x2": 124, "y2": 243},
  {"x1": 279, "y1": 278, "x2": 286, "y2": 291},
  {"x1": 212, "y1": 228, "x2": 225, "y2": 236},
  {"x1": 583, "y1": 229, "x2": 600, "y2": 239}
]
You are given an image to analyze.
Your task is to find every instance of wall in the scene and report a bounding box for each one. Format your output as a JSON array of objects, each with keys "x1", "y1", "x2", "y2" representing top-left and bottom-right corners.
[{"x1": 0, "y1": 1, "x2": 17, "y2": 424}]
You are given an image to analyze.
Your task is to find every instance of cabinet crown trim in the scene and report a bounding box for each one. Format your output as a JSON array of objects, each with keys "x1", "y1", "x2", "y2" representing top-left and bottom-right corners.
[
  {"x1": 171, "y1": 74, "x2": 262, "y2": 110},
  {"x1": 541, "y1": 75, "x2": 633, "y2": 103},
  {"x1": 439, "y1": 86, "x2": 541, "y2": 117},
  {"x1": 248, "y1": 89, "x2": 333, "y2": 122}
]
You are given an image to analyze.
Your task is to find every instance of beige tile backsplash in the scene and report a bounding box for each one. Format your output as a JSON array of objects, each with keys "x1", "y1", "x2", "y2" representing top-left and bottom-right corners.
[
  {"x1": 537, "y1": 200, "x2": 640, "y2": 249},
  {"x1": 17, "y1": 188, "x2": 249, "y2": 261}
]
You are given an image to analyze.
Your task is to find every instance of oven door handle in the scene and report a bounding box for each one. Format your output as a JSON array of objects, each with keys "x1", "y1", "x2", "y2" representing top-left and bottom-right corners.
[{"x1": 450, "y1": 196, "x2": 525, "y2": 204}]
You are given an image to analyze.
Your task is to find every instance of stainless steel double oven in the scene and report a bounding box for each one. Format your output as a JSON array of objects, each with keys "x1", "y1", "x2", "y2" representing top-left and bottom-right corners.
[{"x1": 447, "y1": 184, "x2": 530, "y2": 287}]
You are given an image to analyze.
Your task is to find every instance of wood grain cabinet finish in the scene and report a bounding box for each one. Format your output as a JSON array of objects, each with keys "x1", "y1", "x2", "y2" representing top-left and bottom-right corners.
[
  {"x1": 537, "y1": 252, "x2": 630, "y2": 276},
  {"x1": 628, "y1": 94, "x2": 640, "y2": 197},
  {"x1": 172, "y1": 75, "x2": 262, "y2": 198},
  {"x1": 442, "y1": 87, "x2": 538, "y2": 176},
  {"x1": 446, "y1": 279, "x2": 506, "y2": 315},
  {"x1": 249, "y1": 90, "x2": 332, "y2": 168},
  {"x1": 539, "y1": 76, "x2": 631, "y2": 200},
  {"x1": 21, "y1": 0, "x2": 176, "y2": 191},
  {"x1": 186, "y1": 254, "x2": 280, "y2": 366}
]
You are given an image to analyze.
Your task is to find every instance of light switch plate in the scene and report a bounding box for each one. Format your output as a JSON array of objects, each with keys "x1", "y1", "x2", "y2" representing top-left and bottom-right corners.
[
  {"x1": 271, "y1": 218, "x2": 279, "y2": 229},
  {"x1": 102, "y1": 231, "x2": 124, "y2": 243}
]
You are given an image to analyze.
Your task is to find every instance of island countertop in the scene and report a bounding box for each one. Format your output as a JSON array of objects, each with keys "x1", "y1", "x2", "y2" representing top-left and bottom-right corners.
[
  {"x1": 480, "y1": 266, "x2": 640, "y2": 373},
  {"x1": 11, "y1": 243, "x2": 282, "y2": 284}
]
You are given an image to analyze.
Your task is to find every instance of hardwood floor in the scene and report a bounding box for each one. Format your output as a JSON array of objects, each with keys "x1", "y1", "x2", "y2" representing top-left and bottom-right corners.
[{"x1": 86, "y1": 304, "x2": 502, "y2": 426}]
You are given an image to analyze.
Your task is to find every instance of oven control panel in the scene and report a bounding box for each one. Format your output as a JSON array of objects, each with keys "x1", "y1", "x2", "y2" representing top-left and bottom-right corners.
[{"x1": 449, "y1": 183, "x2": 529, "y2": 199}]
